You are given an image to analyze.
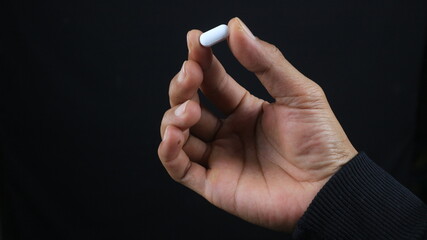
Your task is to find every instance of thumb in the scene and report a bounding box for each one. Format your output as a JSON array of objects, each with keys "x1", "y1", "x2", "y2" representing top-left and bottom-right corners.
[{"x1": 227, "y1": 17, "x2": 320, "y2": 101}]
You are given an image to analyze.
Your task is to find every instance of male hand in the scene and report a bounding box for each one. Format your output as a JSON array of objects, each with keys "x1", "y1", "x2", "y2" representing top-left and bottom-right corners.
[{"x1": 158, "y1": 17, "x2": 357, "y2": 231}]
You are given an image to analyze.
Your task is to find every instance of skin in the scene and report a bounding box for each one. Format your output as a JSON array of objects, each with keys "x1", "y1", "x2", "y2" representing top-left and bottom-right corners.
[{"x1": 158, "y1": 17, "x2": 358, "y2": 232}]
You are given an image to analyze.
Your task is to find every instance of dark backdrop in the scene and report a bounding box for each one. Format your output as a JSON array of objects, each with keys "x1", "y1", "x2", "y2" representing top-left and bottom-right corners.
[{"x1": 1, "y1": 0, "x2": 426, "y2": 239}]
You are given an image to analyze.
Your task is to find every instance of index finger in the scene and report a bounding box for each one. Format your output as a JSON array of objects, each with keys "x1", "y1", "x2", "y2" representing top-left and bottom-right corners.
[{"x1": 187, "y1": 29, "x2": 249, "y2": 116}]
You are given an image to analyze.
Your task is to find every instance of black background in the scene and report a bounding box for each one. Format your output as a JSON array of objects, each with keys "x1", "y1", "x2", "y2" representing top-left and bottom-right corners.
[{"x1": 1, "y1": 0, "x2": 426, "y2": 239}]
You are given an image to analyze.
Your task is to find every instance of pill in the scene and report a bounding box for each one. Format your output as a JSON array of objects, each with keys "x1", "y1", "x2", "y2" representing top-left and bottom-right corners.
[{"x1": 199, "y1": 24, "x2": 229, "y2": 47}]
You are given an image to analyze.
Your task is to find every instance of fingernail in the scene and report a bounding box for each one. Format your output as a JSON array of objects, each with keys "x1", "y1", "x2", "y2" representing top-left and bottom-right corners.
[
  {"x1": 236, "y1": 17, "x2": 256, "y2": 40},
  {"x1": 175, "y1": 100, "x2": 189, "y2": 116},
  {"x1": 177, "y1": 61, "x2": 186, "y2": 83},
  {"x1": 163, "y1": 126, "x2": 170, "y2": 141},
  {"x1": 186, "y1": 32, "x2": 192, "y2": 53}
]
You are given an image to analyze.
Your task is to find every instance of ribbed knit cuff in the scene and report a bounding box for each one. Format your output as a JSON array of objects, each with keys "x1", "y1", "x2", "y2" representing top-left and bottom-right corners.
[{"x1": 293, "y1": 152, "x2": 427, "y2": 240}]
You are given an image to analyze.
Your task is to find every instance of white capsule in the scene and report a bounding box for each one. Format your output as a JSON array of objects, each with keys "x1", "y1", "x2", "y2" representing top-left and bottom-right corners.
[{"x1": 199, "y1": 24, "x2": 229, "y2": 47}]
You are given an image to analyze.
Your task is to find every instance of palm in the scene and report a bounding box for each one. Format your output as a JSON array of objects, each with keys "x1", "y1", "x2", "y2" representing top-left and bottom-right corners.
[{"x1": 203, "y1": 95, "x2": 340, "y2": 230}]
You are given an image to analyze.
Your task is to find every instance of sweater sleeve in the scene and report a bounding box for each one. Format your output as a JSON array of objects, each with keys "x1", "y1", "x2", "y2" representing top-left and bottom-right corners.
[{"x1": 293, "y1": 152, "x2": 427, "y2": 239}]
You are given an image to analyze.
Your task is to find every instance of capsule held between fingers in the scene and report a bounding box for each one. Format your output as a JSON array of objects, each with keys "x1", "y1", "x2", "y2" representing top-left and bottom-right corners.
[{"x1": 199, "y1": 24, "x2": 229, "y2": 47}]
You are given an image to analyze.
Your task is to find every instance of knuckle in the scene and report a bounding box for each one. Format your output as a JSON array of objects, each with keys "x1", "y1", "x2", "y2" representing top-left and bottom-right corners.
[
  {"x1": 307, "y1": 81, "x2": 326, "y2": 99},
  {"x1": 269, "y1": 43, "x2": 281, "y2": 56},
  {"x1": 266, "y1": 42, "x2": 283, "y2": 59},
  {"x1": 255, "y1": 42, "x2": 285, "y2": 75}
]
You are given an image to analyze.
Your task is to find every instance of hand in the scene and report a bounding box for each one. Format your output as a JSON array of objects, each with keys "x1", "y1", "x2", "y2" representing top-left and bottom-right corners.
[{"x1": 158, "y1": 17, "x2": 357, "y2": 231}]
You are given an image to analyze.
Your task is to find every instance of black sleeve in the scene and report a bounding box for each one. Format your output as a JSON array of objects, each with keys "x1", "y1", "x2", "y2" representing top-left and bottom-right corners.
[{"x1": 293, "y1": 152, "x2": 427, "y2": 239}]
